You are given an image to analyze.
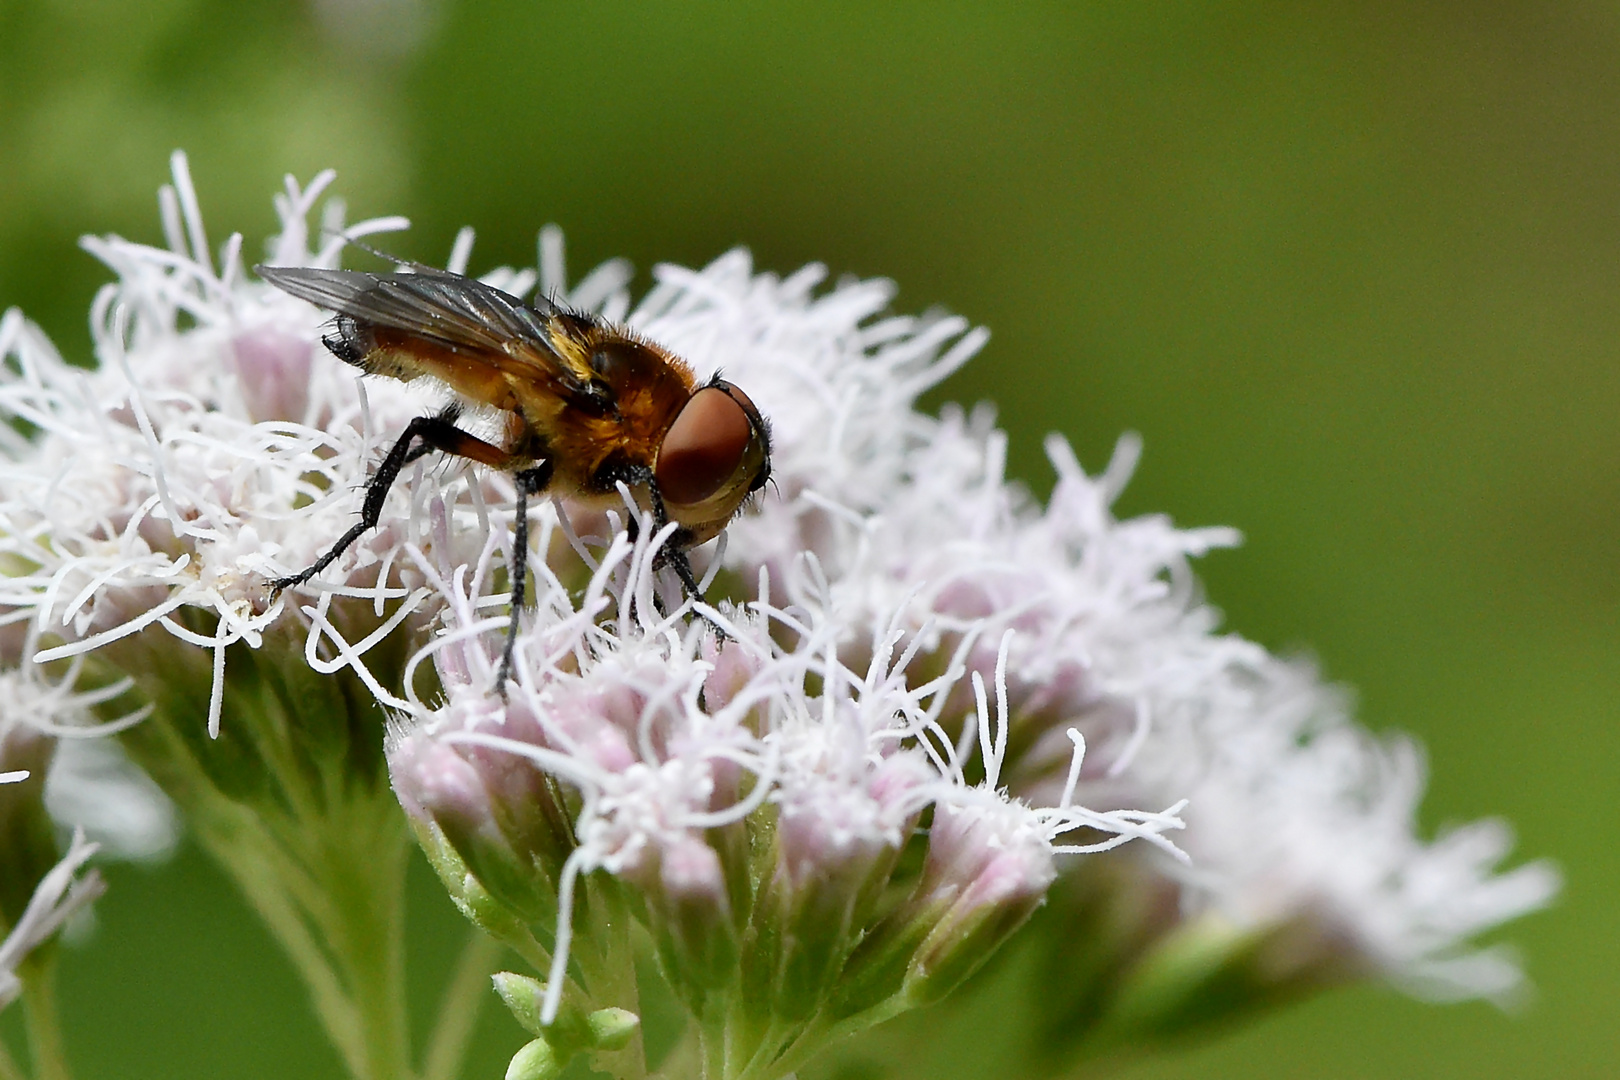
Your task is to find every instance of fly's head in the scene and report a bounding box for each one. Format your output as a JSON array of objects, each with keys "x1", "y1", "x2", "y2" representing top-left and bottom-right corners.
[{"x1": 654, "y1": 379, "x2": 772, "y2": 547}]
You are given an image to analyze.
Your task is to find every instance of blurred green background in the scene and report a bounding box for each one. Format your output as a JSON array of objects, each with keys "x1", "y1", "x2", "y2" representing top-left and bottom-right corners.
[{"x1": 2, "y1": 1, "x2": 1615, "y2": 1077}]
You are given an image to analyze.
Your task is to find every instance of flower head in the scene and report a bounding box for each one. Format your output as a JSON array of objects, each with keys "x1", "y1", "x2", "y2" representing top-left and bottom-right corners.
[
  {"x1": 618, "y1": 266, "x2": 1559, "y2": 1008},
  {"x1": 389, "y1": 510, "x2": 1183, "y2": 1065},
  {"x1": 0, "y1": 152, "x2": 476, "y2": 737}
]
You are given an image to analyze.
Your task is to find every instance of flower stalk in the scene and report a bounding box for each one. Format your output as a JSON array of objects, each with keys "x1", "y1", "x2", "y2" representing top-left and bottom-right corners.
[
  {"x1": 90, "y1": 620, "x2": 420, "y2": 1080},
  {"x1": 18, "y1": 958, "x2": 71, "y2": 1080}
]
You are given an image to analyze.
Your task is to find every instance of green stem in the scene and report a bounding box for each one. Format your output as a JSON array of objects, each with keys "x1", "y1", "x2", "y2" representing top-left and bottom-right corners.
[
  {"x1": 422, "y1": 930, "x2": 504, "y2": 1080},
  {"x1": 575, "y1": 887, "x2": 646, "y2": 1080},
  {"x1": 20, "y1": 958, "x2": 71, "y2": 1080},
  {"x1": 698, "y1": 1020, "x2": 725, "y2": 1080},
  {"x1": 728, "y1": 1022, "x2": 792, "y2": 1080},
  {"x1": 0, "y1": 1030, "x2": 27, "y2": 1080},
  {"x1": 730, "y1": 992, "x2": 915, "y2": 1080},
  {"x1": 326, "y1": 834, "x2": 413, "y2": 1080},
  {"x1": 234, "y1": 867, "x2": 365, "y2": 1067},
  {"x1": 200, "y1": 800, "x2": 415, "y2": 1080},
  {"x1": 101, "y1": 626, "x2": 420, "y2": 1080}
]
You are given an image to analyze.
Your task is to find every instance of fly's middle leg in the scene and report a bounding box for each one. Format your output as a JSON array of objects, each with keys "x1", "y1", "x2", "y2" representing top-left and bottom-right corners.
[{"x1": 496, "y1": 461, "x2": 555, "y2": 697}]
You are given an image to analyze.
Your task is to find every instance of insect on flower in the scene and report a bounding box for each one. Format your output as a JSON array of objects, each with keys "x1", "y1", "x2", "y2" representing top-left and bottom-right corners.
[{"x1": 256, "y1": 257, "x2": 773, "y2": 691}]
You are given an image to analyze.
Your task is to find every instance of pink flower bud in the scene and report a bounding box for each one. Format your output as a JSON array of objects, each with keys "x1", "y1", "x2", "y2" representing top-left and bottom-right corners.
[
  {"x1": 701, "y1": 638, "x2": 765, "y2": 713},
  {"x1": 904, "y1": 801, "x2": 1056, "y2": 1004},
  {"x1": 230, "y1": 329, "x2": 312, "y2": 424},
  {"x1": 645, "y1": 835, "x2": 738, "y2": 996}
]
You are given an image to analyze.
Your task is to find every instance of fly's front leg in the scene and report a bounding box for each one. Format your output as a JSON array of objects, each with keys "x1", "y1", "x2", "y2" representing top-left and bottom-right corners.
[
  {"x1": 496, "y1": 462, "x2": 553, "y2": 697},
  {"x1": 587, "y1": 458, "x2": 727, "y2": 637},
  {"x1": 642, "y1": 478, "x2": 727, "y2": 641}
]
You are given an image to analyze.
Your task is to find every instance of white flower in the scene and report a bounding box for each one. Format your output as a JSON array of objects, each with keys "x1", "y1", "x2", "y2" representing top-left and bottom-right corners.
[
  {"x1": 0, "y1": 660, "x2": 175, "y2": 860},
  {"x1": 0, "y1": 152, "x2": 497, "y2": 736},
  {"x1": 0, "y1": 154, "x2": 1181, "y2": 1039},
  {"x1": 0, "y1": 830, "x2": 104, "y2": 1013},
  {"x1": 390, "y1": 508, "x2": 1185, "y2": 1031}
]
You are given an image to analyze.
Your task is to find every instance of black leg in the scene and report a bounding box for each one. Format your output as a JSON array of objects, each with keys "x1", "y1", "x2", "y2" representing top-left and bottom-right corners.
[
  {"x1": 496, "y1": 463, "x2": 553, "y2": 697},
  {"x1": 664, "y1": 543, "x2": 705, "y2": 604},
  {"x1": 272, "y1": 413, "x2": 516, "y2": 594},
  {"x1": 643, "y1": 479, "x2": 727, "y2": 641},
  {"x1": 585, "y1": 460, "x2": 728, "y2": 637},
  {"x1": 402, "y1": 441, "x2": 437, "y2": 466},
  {"x1": 272, "y1": 416, "x2": 437, "y2": 593}
]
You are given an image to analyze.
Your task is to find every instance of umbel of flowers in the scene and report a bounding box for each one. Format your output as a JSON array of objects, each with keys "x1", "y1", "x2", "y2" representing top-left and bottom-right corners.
[{"x1": 0, "y1": 153, "x2": 1556, "y2": 1080}]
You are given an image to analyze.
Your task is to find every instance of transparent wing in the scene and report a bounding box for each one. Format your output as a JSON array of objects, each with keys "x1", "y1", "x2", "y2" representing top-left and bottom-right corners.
[{"x1": 256, "y1": 264, "x2": 592, "y2": 390}]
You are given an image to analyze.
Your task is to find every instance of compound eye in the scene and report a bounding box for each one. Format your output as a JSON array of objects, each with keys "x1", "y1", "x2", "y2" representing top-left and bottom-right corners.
[{"x1": 656, "y1": 386, "x2": 754, "y2": 506}]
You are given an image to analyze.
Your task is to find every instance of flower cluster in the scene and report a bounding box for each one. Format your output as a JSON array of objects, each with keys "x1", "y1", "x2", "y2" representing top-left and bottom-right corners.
[
  {"x1": 0, "y1": 163, "x2": 450, "y2": 736},
  {"x1": 0, "y1": 154, "x2": 1558, "y2": 1080},
  {"x1": 389, "y1": 503, "x2": 1186, "y2": 1073}
]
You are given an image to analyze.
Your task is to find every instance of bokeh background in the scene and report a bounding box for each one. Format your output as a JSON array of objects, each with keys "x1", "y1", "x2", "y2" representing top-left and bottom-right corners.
[{"x1": 2, "y1": 2, "x2": 1616, "y2": 1077}]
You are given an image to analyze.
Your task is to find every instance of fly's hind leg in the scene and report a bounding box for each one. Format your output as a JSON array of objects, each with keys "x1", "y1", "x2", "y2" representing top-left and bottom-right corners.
[
  {"x1": 496, "y1": 462, "x2": 553, "y2": 698},
  {"x1": 271, "y1": 411, "x2": 520, "y2": 593}
]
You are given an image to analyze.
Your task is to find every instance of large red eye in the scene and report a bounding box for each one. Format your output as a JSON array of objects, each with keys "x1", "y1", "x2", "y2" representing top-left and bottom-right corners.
[{"x1": 656, "y1": 386, "x2": 754, "y2": 505}]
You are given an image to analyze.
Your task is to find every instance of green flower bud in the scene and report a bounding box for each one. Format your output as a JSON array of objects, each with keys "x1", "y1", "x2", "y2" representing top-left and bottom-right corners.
[
  {"x1": 494, "y1": 971, "x2": 641, "y2": 1066},
  {"x1": 504, "y1": 1038, "x2": 562, "y2": 1080},
  {"x1": 586, "y1": 1007, "x2": 640, "y2": 1051}
]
